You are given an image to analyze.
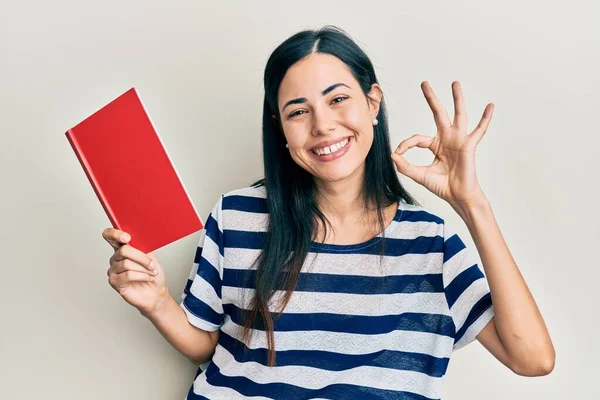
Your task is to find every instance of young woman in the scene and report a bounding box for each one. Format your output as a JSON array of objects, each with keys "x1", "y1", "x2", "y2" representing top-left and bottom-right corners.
[{"x1": 103, "y1": 25, "x2": 554, "y2": 399}]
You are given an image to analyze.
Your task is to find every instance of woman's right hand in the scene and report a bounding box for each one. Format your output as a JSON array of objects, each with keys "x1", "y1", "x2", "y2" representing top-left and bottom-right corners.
[{"x1": 102, "y1": 228, "x2": 169, "y2": 317}]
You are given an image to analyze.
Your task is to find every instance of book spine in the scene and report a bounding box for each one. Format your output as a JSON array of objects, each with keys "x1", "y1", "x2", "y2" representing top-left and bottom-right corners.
[{"x1": 65, "y1": 129, "x2": 121, "y2": 231}]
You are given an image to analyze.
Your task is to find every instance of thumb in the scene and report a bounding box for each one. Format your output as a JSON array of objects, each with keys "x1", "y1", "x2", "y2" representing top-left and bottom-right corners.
[
  {"x1": 392, "y1": 153, "x2": 414, "y2": 178},
  {"x1": 391, "y1": 153, "x2": 426, "y2": 186}
]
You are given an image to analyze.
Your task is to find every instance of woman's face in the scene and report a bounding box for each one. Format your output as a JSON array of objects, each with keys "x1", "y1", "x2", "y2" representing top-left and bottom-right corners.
[{"x1": 277, "y1": 52, "x2": 382, "y2": 184}]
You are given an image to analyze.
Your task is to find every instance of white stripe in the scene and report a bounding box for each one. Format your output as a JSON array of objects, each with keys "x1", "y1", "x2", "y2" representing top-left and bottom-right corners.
[
  {"x1": 209, "y1": 344, "x2": 443, "y2": 399},
  {"x1": 223, "y1": 209, "x2": 442, "y2": 241},
  {"x1": 223, "y1": 185, "x2": 431, "y2": 216},
  {"x1": 224, "y1": 286, "x2": 449, "y2": 317},
  {"x1": 450, "y1": 278, "x2": 491, "y2": 331},
  {"x1": 302, "y1": 251, "x2": 444, "y2": 276},
  {"x1": 443, "y1": 245, "x2": 479, "y2": 284},
  {"x1": 196, "y1": 232, "x2": 224, "y2": 279},
  {"x1": 225, "y1": 185, "x2": 428, "y2": 215},
  {"x1": 189, "y1": 270, "x2": 223, "y2": 315},
  {"x1": 225, "y1": 247, "x2": 444, "y2": 276},
  {"x1": 226, "y1": 185, "x2": 267, "y2": 199}
]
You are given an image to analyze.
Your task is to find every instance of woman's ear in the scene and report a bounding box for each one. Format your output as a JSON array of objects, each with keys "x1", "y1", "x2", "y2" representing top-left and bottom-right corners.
[{"x1": 367, "y1": 83, "x2": 383, "y2": 119}]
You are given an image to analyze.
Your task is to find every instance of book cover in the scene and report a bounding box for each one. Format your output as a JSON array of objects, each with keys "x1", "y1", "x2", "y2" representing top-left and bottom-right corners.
[{"x1": 65, "y1": 87, "x2": 203, "y2": 253}]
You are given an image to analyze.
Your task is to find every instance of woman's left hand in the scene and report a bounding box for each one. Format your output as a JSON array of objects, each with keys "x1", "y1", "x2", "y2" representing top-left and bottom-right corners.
[{"x1": 391, "y1": 81, "x2": 494, "y2": 210}]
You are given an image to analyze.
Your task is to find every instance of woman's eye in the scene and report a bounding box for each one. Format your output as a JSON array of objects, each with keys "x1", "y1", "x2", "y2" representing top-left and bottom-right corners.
[
  {"x1": 331, "y1": 96, "x2": 348, "y2": 104},
  {"x1": 289, "y1": 110, "x2": 306, "y2": 118},
  {"x1": 288, "y1": 97, "x2": 347, "y2": 118}
]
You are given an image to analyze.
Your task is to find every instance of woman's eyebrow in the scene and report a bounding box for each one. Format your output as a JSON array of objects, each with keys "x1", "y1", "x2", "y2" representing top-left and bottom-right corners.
[{"x1": 281, "y1": 83, "x2": 351, "y2": 112}]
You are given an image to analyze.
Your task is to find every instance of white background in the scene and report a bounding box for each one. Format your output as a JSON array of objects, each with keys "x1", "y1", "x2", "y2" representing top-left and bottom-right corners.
[{"x1": 1, "y1": 1, "x2": 598, "y2": 398}]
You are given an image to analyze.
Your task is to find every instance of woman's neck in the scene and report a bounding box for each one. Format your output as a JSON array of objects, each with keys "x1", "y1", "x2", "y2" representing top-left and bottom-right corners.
[
  {"x1": 314, "y1": 166, "x2": 367, "y2": 224},
  {"x1": 312, "y1": 164, "x2": 398, "y2": 242}
]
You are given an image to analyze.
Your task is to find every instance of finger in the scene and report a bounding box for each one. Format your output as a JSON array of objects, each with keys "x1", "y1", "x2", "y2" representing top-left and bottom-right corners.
[
  {"x1": 110, "y1": 257, "x2": 158, "y2": 277},
  {"x1": 421, "y1": 81, "x2": 451, "y2": 129},
  {"x1": 452, "y1": 81, "x2": 467, "y2": 132},
  {"x1": 469, "y1": 103, "x2": 495, "y2": 145},
  {"x1": 391, "y1": 153, "x2": 427, "y2": 186},
  {"x1": 393, "y1": 134, "x2": 435, "y2": 156},
  {"x1": 113, "y1": 245, "x2": 154, "y2": 271},
  {"x1": 111, "y1": 270, "x2": 155, "y2": 289},
  {"x1": 102, "y1": 228, "x2": 131, "y2": 249}
]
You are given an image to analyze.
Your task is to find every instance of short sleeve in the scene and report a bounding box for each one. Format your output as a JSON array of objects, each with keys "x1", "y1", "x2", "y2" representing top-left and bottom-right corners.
[
  {"x1": 442, "y1": 220, "x2": 494, "y2": 351},
  {"x1": 180, "y1": 195, "x2": 225, "y2": 332}
]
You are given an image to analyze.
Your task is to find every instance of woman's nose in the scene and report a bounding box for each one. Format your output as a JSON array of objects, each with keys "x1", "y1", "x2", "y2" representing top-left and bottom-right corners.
[{"x1": 312, "y1": 108, "x2": 336, "y2": 136}]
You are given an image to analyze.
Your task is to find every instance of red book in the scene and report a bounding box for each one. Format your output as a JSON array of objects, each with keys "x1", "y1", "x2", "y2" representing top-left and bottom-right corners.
[{"x1": 65, "y1": 87, "x2": 203, "y2": 253}]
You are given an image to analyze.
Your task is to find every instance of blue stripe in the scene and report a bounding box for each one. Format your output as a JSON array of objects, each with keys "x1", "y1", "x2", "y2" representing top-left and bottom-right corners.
[
  {"x1": 403, "y1": 210, "x2": 443, "y2": 225},
  {"x1": 223, "y1": 303, "x2": 455, "y2": 337},
  {"x1": 444, "y1": 264, "x2": 484, "y2": 308},
  {"x1": 185, "y1": 361, "x2": 438, "y2": 400},
  {"x1": 225, "y1": 229, "x2": 443, "y2": 256},
  {"x1": 186, "y1": 389, "x2": 210, "y2": 400},
  {"x1": 222, "y1": 194, "x2": 267, "y2": 213},
  {"x1": 183, "y1": 293, "x2": 223, "y2": 327},
  {"x1": 185, "y1": 247, "x2": 222, "y2": 299},
  {"x1": 192, "y1": 243, "x2": 203, "y2": 265},
  {"x1": 203, "y1": 214, "x2": 224, "y2": 258},
  {"x1": 223, "y1": 268, "x2": 444, "y2": 295},
  {"x1": 317, "y1": 234, "x2": 442, "y2": 257},
  {"x1": 184, "y1": 278, "x2": 193, "y2": 296},
  {"x1": 223, "y1": 229, "x2": 265, "y2": 249},
  {"x1": 217, "y1": 329, "x2": 449, "y2": 377},
  {"x1": 196, "y1": 257, "x2": 222, "y2": 298},
  {"x1": 454, "y1": 293, "x2": 493, "y2": 344},
  {"x1": 443, "y1": 233, "x2": 464, "y2": 264}
]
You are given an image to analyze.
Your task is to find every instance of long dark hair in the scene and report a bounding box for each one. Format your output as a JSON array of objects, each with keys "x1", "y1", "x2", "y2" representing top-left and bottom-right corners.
[{"x1": 243, "y1": 25, "x2": 420, "y2": 366}]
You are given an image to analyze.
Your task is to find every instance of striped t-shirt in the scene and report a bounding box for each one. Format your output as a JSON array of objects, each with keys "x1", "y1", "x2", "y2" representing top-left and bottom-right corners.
[{"x1": 180, "y1": 184, "x2": 494, "y2": 400}]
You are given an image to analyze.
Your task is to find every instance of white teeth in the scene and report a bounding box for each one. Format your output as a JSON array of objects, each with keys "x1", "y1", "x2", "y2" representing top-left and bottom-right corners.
[{"x1": 313, "y1": 138, "x2": 350, "y2": 156}]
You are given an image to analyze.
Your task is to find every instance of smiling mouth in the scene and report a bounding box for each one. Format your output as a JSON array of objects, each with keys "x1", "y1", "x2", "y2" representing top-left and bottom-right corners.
[{"x1": 311, "y1": 137, "x2": 351, "y2": 156}]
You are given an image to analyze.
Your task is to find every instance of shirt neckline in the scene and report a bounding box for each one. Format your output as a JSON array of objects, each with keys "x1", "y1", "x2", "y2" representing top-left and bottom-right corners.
[{"x1": 309, "y1": 202, "x2": 403, "y2": 253}]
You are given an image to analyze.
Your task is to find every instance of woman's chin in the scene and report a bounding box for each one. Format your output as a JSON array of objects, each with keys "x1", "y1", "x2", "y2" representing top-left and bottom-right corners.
[{"x1": 313, "y1": 163, "x2": 363, "y2": 184}]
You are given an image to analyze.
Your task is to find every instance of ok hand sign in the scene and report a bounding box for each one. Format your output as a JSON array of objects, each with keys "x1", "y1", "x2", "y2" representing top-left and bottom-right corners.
[{"x1": 391, "y1": 81, "x2": 494, "y2": 209}]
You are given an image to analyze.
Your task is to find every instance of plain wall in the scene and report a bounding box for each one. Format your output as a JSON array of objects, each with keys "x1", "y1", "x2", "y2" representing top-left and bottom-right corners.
[{"x1": 1, "y1": 1, "x2": 598, "y2": 398}]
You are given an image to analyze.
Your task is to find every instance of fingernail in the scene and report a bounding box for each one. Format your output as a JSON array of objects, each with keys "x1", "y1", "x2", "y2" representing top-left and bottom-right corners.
[
  {"x1": 149, "y1": 261, "x2": 155, "y2": 270},
  {"x1": 121, "y1": 234, "x2": 129, "y2": 242}
]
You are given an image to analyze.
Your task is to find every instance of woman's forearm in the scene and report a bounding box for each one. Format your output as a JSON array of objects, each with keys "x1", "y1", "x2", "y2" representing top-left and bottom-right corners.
[
  {"x1": 142, "y1": 293, "x2": 218, "y2": 365},
  {"x1": 453, "y1": 197, "x2": 555, "y2": 373}
]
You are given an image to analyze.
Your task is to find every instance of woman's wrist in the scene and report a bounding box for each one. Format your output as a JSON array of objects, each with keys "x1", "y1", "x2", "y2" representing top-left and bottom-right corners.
[{"x1": 141, "y1": 290, "x2": 174, "y2": 321}]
